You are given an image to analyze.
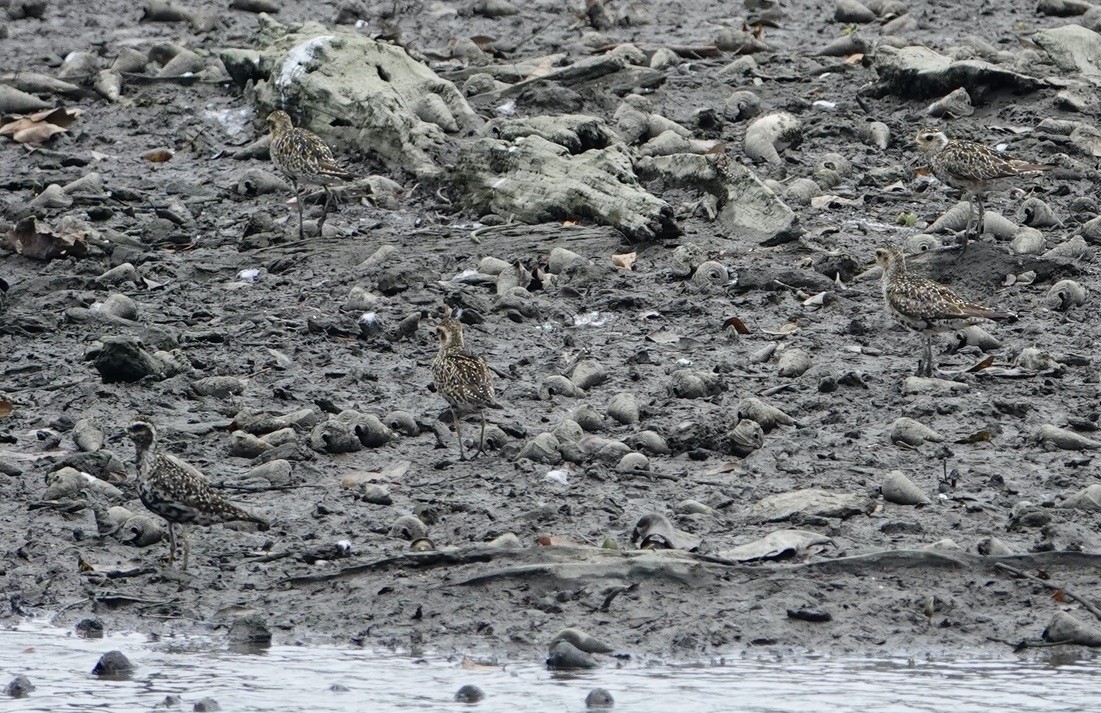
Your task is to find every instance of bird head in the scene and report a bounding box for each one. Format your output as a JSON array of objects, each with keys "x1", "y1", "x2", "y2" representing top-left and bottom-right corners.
[
  {"x1": 913, "y1": 128, "x2": 949, "y2": 154},
  {"x1": 126, "y1": 420, "x2": 157, "y2": 448},
  {"x1": 874, "y1": 245, "x2": 905, "y2": 274},
  {"x1": 266, "y1": 110, "x2": 293, "y2": 136},
  {"x1": 435, "y1": 318, "x2": 464, "y2": 350}
]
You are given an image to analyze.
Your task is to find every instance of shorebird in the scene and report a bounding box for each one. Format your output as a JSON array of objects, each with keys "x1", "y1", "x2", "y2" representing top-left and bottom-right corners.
[
  {"x1": 266, "y1": 110, "x2": 353, "y2": 240},
  {"x1": 875, "y1": 245, "x2": 1013, "y2": 377},
  {"x1": 914, "y1": 128, "x2": 1056, "y2": 249},
  {"x1": 126, "y1": 420, "x2": 269, "y2": 569},
  {"x1": 432, "y1": 312, "x2": 501, "y2": 460}
]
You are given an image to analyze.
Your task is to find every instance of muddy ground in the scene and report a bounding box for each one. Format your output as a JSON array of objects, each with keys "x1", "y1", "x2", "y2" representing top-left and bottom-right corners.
[{"x1": 4, "y1": 0, "x2": 1101, "y2": 667}]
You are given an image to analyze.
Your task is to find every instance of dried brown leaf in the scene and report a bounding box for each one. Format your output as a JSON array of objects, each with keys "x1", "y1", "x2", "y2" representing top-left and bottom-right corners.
[
  {"x1": 705, "y1": 142, "x2": 727, "y2": 155},
  {"x1": 611, "y1": 251, "x2": 636, "y2": 270},
  {"x1": 762, "y1": 322, "x2": 798, "y2": 336},
  {"x1": 1051, "y1": 589, "x2": 1067, "y2": 603},
  {"x1": 460, "y1": 658, "x2": 498, "y2": 670},
  {"x1": 469, "y1": 35, "x2": 496, "y2": 51},
  {"x1": 0, "y1": 107, "x2": 81, "y2": 144},
  {"x1": 536, "y1": 535, "x2": 581, "y2": 547},
  {"x1": 956, "y1": 430, "x2": 992, "y2": 444},
  {"x1": 3, "y1": 216, "x2": 88, "y2": 261},
  {"x1": 966, "y1": 355, "x2": 995, "y2": 373},
  {"x1": 844, "y1": 53, "x2": 864, "y2": 63},
  {"x1": 722, "y1": 315, "x2": 750, "y2": 334},
  {"x1": 143, "y1": 147, "x2": 174, "y2": 163},
  {"x1": 0, "y1": 399, "x2": 11, "y2": 419}
]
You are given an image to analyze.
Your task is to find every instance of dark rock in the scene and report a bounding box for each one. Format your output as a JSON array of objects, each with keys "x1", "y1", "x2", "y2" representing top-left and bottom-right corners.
[
  {"x1": 227, "y1": 614, "x2": 272, "y2": 647},
  {"x1": 454, "y1": 684, "x2": 485, "y2": 703},
  {"x1": 6, "y1": 675, "x2": 34, "y2": 698},
  {"x1": 586, "y1": 687, "x2": 615, "y2": 708},
  {"x1": 88, "y1": 336, "x2": 165, "y2": 383},
  {"x1": 786, "y1": 608, "x2": 833, "y2": 623},
  {"x1": 75, "y1": 618, "x2": 104, "y2": 638},
  {"x1": 92, "y1": 650, "x2": 134, "y2": 678},
  {"x1": 193, "y1": 697, "x2": 221, "y2": 711},
  {"x1": 546, "y1": 640, "x2": 598, "y2": 670}
]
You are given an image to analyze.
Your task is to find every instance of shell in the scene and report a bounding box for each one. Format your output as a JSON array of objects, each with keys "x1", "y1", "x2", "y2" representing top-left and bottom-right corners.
[
  {"x1": 112, "y1": 48, "x2": 148, "y2": 73},
  {"x1": 729, "y1": 419, "x2": 764, "y2": 456},
  {"x1": 692, "y1": 261, "x2": 729, "y2": 288},
  {"x1": 1042, "y1": 235, "x2": 1090, "y2": 262},
  {"x1": 669, "y1": 369, "x2": 722, "y2": 398},
  {"x1": 816, "y1": 153, "x2": 853, "y2": 177},
  {"x1": 486, "y1": 532, "x2": 522, "y2": 549},
  {"x1": 777, "y1": 348, "x2": 811, "y2": 377},
  {"x1": 27, "y1": 184, "x2": 73, "y2": 213},
  {"x1": 518, "y1": 433, "x2": 563, "y2": 464},
  {"x1": 570, "y1": 359, "x2": 609, "y2": 390},
  {"x1": 309, "y1": 419, "x2": 363, "y2": 453},
  {"x1": 902, "y1": 234, "x2": 942, "y2": 254},
  {"x1": 496, "y1": 261, "x2": 530, "y2": 295},
  {"x1": 1014, "y1": 347, "x2": 1058, "y2": 372},
  {"x1": 94, "y1": 69, "x2": 122, "y2": 103},
  {"x1": 607, "y1": 392, "x2": 640, "y2": 425},
  {"x1": 551, "y1": 419, "x2": 585, "y2": 443},
  {"x1": 881, "y1": 470, "x2": 932, "y2": 506},
  {"x1": 613, "y1": 100, "x2": 650, "y2": 144},
  {"x1": 95, "y1": 505, "x2": 135, "y2": 535},
  {"x1": 1045, "y1": 279, "x2": 1087, "y2": 310},
  {"x1": 229, "y1": 430, "x2": 268, "y2": 458},
  {"x1": 1009, "y1": 227, "x2": 1045, "y2": 255},
  {"x1": 383, "y1": 410, "x2": 419, "y2": 437},
  {"x1": 1037, "y1": 424, "x2": 1101, "y2": 451},
  {"x1": 784, "y1": 178, "x2": 820, "y2": 205},
  {"x1": 361, "y1": 484, "x2": 392, "y2": 506},
  {"x1": 43, "y1": 467, "x2": 124, "y2": 501},
  {"x1": 749, "y1": 342, "x2": 777, "y2": 363},
  {"x1": 415, "y1": 93, "x2": 458, "y2": 132},
  {"x1": 548, "y1": 247, "x2": 589, "y2": 274},
  {"x1": 928, "y1": 202, "x2": 1017, "y2": 239},
  {"x1": 72, "y1": 419, "x2": 104, "y2": 453},
  {"x1": 976, "y1": 536, "x2": 1014, "y2": 556},
  {"x1": 478, "y1": 256, "x2": 511, "y2": 275},
  {"x1": 860, "y1": 121, "x2": 890, "y2": 149},
  {"x1": 58, "y1": 51, "x2": 102, "y2": 81},
  {"x1": 120, "y1": 515, "x2": 164, "y2": 547},
  {"x1": 1017, "y1": 197, "x2": 1060, "y2": 228},
  {"x1": 389, "y1": 514, "x2": 429, "y2": 540},
  {"x1": 627, "y1": 430, "x2": 670, "y2": 455},
  {"x1": 540, "y1": 375, "x2": 581, "y2": 399},
  {"x1": 722, "y1": 90, "x2": 762, "y2": 121},
  {"x1": 571, "y1": 404, "x2": 606, "y2": 432},
  {"x1": 890, "y1": 417, "x2": 943, "y2": 447},
  {"x1": 670, "y1": 243, "x2": 702, "y2": 277},
  {"x1": 953, "y1": 325, "x2": 1001, "y2": 352},
  {"x1": 813, "y1": 168, "x2": 841, "y2": 189},
  {"x1": 815, "y1": 33, "x2": 871, "y2": 57},
  {"x1": 647, "y1": 114, "x2": 692, "y2": 138},
  {"x1": 926, "y1": 87, "x2": 974, "y2": 118},
  {"x1": 744, "y1": 112, "x2": 802, "y2": 164},
  {"x1": 735, "y1": 397, "x2": 798, "y2": 431},
  {"x1": 260, "y1": 427, "x2": 296, "y2": 448},
  {"x1": 578, "y1": 435, "x2": 632, "y2": 463},
  {"x1": 616, "y1": 452, "x2": 650, "y2": 473},
  {"x1": 675, "y1": 499, "x2": 714, "y2": 516},
  {"x1": 835, "y1": 0, "x2": 876, "y2": 23}
]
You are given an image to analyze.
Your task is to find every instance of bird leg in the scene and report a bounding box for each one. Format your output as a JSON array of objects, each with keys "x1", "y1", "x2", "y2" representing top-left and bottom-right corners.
[
  {"x1": 318, "y1": 187, "x2": 332, "y2": 235},
  {"x1": 167, "y1": 522, "x2": 177, "y2": 566},
  {"x1": 923, "y1": 334, "x2": 934, "y2": 377},
  {"x1": 959, "y1": 194, "x2": 976, "y2": 250},
  {"x1": 475, "y1": 411, "x2": 487, "y2": 458},
  {"x1": 292, "y1": 179, "x2": 304, "y2": 240},
  {"x1": 181, "y1": 529, "x2": 190, "y2": 572},
  {"x1": 452, "y1": 407, "x2": 466, "y2": 461},
  {"x1": 973, "y1": 194, "x2": 985, "y2": 245}
]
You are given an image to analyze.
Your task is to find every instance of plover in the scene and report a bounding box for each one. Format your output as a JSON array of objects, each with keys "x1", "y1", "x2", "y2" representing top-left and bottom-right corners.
[
  {"x1": 914, "y1": 128, "x2": 1055, "y2": 249},
  {"x1": 875, "y1": 245, "x2": 1013, "y2": 376},
  {"x1": 126, "y1": 420, "x2": 269, "y2": 569},
  {"x1": 266, "y1": 110, "x2": 352, "y2": 240},
  {"x1": 432, "y1": 312, "x2": 501, "y2": 460}
]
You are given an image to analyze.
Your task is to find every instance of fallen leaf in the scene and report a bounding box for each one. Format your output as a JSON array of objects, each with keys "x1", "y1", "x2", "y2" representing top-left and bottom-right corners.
[
  {"x1": 561, "y1": 220, "x2": 580, "y2": 227},
  {"x1": 3, "y1": 216, "x2": 88, "y2": 261},
  {"x1": 914, "y1": 166, "x2": 932, "y2": 176},
  {"x1": 802, "y1": 291, "x2": 832, "y2": 308},
  {"x1": 705, "y1": 142, "x2": 727, "y2": 155},
  {"x1": 340, "y1": 471, "x2": 381, "y2": 488},
  {"x1": 536, "y1": 535, "x2": 582, "y2": 547},
  {"x1": 844, "y1": 52, "x2": 864, "y2": 63},
  {"x1": 722, "y1": 315, "x2": 750, "y2": 334},
  {"x1": 528, "y1": 57, "x2": 557, "y2": 78},
  {"x1": 143, "y1": 147, "x2": 174, "y2": 162},
  {"x1": 0, "y1": 107, "x2": 81, "y2": 144},
  {"x1": 0, "y1": 399, "x2": 11, "y2": 419},
  {"x1": 611, "y1": 251, "x2": 636, "y2": 270},
  {"x1": 469, "y1": 35, "x2": 496, "y2": 51},
  {"x1": 956, "y1": 430, "x2": 992, "y2": 444},
  {"x1": 381, "y1": 460, "x2": 411, "y2": 481},
  {"x1": 1052, "y1": 589, "x2": 1067, "y2": 603},
  {"x1": 966, "y1": 355, "x2": 995, "y2": 373},
  {"x1": 706, "y1": 461, "x2": 744, "y2": 475},
  {"x1": 762, "y1": 321, "x2": 799, "y2": 336},
  {"x1": 22, "y1": 648, "x2": 34, "y2": 654},
  {"x1": 460, "y1": 658, "x2": 499, "y2": 670}
]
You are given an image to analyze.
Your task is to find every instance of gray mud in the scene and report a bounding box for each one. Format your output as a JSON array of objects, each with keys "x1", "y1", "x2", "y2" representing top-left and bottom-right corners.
[{"x1": 3, "y1": 0, "x2": 1101, "y2": 664}]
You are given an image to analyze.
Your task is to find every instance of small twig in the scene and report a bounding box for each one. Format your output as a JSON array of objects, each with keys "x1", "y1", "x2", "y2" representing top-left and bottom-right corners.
[{"x1": 994, "y1": 561, "x2": 1101, "y2": 622}]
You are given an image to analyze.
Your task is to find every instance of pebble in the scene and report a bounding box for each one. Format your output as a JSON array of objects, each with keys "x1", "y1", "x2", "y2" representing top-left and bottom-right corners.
[
  {"x1": 586, "y1": 688, "x2": 615, "y2": 708},
  {"x1": 92, "y1": 650, "x2": 134, "y2": 678},
  {"x1": 193, "y1": 697, "x2": 221, "y2": 712},
  {"x1": 6, "y1": 675, "x2": 34, "y2": 698},
  {"x1": 228, "y1": 614, "x2": 272, "y2": 646},
  {"x1": 546, "y1": 640, "x2": 598, "y2": 670},
  {"x1": 454, "y1": 684, "x2": 485, "y2": 703}
]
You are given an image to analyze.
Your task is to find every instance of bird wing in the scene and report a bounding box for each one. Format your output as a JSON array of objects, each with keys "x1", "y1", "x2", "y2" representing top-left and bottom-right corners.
[
  {"x1": 296, "y1": 130, "x2": 353, "y2": 180},
  {"x1": 889, "y1": 279, "x2": 1007, "y2": 322},
  {"x1": 165, "y1": 453, "x2": 207, "y2": 481},
  {"x1": 449, "y1": 351, "x2": 498, "y2": 406},
  {"x1": 942, "y1": 142, "x2": 1051, "y2": 181}
]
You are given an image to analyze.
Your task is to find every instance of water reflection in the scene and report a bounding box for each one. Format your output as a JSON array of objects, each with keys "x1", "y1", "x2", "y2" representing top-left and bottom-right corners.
[{"x1": 2, "y1": 621, "x2": 1099, "y2": 712}]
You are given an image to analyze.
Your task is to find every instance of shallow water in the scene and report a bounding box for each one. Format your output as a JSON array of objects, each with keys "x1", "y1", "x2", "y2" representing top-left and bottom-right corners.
[{"x1": 2, "y1": 621, "x2": 1099, "y2": 712}]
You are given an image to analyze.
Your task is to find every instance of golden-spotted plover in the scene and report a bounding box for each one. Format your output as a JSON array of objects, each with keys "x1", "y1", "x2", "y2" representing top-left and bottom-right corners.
[
  {"x1": 432, "y1": 313, "x2": 501, "y2": 460},
  {"x1": 127, "y1": 420, "x2": 269, "y2": 569},
  {"x1": 914, "y1": 128, "x2": 1055, "y2": 249},
  {"x1": 266, "y1": 110, "x2": 352, "y2": 239},
  {"x1": 875, "y1": 245, "x2": 1013, "y2": 376}
]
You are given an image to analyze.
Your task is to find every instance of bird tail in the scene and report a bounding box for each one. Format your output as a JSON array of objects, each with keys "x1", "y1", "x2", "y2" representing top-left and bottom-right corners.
[
  {"x1": 960, "y1": 306, "x2": 1014, "y2": 322},
  {"x1": 1011, "y1": 160, "x2": 1057, "y2": 174}
]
